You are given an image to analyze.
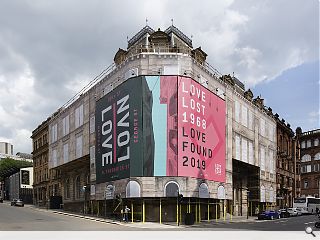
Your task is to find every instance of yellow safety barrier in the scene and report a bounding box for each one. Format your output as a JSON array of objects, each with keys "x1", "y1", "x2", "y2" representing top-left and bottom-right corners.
[
  {"x1": 131, "y1": 203, "x2": 134, "y2": 223},
  {"x1": 159, "y1": 199, "x2": 162, "y2": 224},
  {"x1": 176, "y1": 201, "x2": 179, "y2": 225},
  {"x1": 215, "y1": 204, "x2": 218, "y2": 222},
  {"x1": 142, "y1": 200, "x2": 145, "y2": 223}
]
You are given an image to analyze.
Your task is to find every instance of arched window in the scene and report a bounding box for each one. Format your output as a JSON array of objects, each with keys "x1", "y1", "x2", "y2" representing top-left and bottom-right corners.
[
  {"x1": 314, "y1": 153, "x2": 320, "y2": 161},
  {"x1": 64, "y1": 178, "x2": 70, "y2": 199},
  {"x1": 199, "y1": 183, "x2": 209, "y2": 198},
  {"x1": 75, "y1": 176, "x2": 81, "y2": 199},
  {"x1": 126, "y1": 181, "x2": 141, "y2": 198},
  {"x1": 302, "y1": 154, "x2": 311, "y2": 162},
  {"x1": 217, "y1": 185, "x2": 226, "y2": 199},
  {"x1": 164, "y1": 181, "x2": 179, "y2": 197}
]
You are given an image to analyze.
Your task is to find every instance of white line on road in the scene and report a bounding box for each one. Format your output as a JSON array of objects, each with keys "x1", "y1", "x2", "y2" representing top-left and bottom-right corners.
[{"x1": 305, "y1": 221, "x2": 315, "y2": 225}]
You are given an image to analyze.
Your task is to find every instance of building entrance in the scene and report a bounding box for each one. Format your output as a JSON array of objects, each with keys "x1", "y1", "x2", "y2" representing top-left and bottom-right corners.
[{"x1": 232, "y1": 159, "x2": 260, "y2": 217}]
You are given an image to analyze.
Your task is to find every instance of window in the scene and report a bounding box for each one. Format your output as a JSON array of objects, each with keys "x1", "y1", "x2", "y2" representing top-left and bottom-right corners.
[
  {"x1": 313, "y1": 163, "x2": 320, "y2": 172},
  {"x1": 165, "y1": 181, "x2": 179, "y2": 197},
  {"x1": 260, "y1": 119, "x2": 265, "y2": 137},
  {"x1": 235, "y1": 101, "x2": 240, "y2": 122},
  {"x1": 126, "y1": 181, "x2": 141, "y2": 198},
  {"x1": 90, "y1": 116, "x2": 95, "y2": 133},
  {"x1": 307, "y1": 140, "x2": 311, "y2": 148},
  {"x1": 51, "y1": 124, "x2": 58, "y2": 143},
  {"x1": 248, "y1": 110, "x2": 254, "y2": 130},
  {"x1": 269, "y1": 149, "x2": 274, "y2": 174},
  {"x1": 301, "y1": 141, "x2": 306, "y2": 149},
  {"x1": 248, "y1": 141, "x2": 254, "y2": 165},
  {"x1": 63, "y1": 143, "x2": 69, "y2": 163},
  {"x1": 62, "y1": 115, "x2": 70, "y2": 136},
  {"x1": 260, "y1": 146, "x2": 266, "y2": 171},
  {"x1": 307, "y1": 165, "x2": 312, "y2": 173},
  {"x1": 235, "y1": 134, "x2": 241, "y2": 160},
  {"x1": 90, "y1": 146, "x2": 95, "y2": 168},
  {"x1": 75, "y1": 176, "x2": 81, "y2": 199},
  {"x1": 268, "y1": 123, "x2": 274, "y2": 141},
  {"x1": 76, "y1": 135, "x2": 83, "y2": 158},
  {"x1": 241, "y1": 138, "x2": 248, "y2": 163},
  {"x1": 75, "y1": 104, "x2": 84, "y2": 129},
  {"x1": 260, "y1": 185, "x2": 266, "y2": 202},
  {"x1": 315, "y1": 139, "x2": 319, "y2": 147},
  {"x1": 302, "y1": 154, "x2": 311, "y2": 162},
  {"x1": 65, "y1": 178, "x2": 70, "y2": 199},
  {"x1": 241, "y1": 105, "x2": 248, "y2": 127},
  {"x1": 304, "y1": 180, "x2": 309, "y2": 189},
  {"x1": 52, "y1": 149, "x2": 57, "y2": 167},
  {"x1": 315, "y1": 153, "x2": 320, "y2": 161},
  {"x1": 269, "y1": 187, "x2": 274, "y2": 203}
]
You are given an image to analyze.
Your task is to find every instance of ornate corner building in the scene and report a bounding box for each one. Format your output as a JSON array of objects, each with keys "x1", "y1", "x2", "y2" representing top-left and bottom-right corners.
[
  {"x1": 33, "y1": 24, "x2": 279, "y2": 222},
  {"x1": 297, "y1": 128, "x2": 320, "y2": 197},
  {"x1": 274, "y1": 116, "x2": 301, "y2": 208}
]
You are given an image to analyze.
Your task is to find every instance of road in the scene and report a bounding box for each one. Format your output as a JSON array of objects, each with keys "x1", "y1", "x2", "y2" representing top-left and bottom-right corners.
[
  {"x1": 0, "y1": 202, "x2": 140, "y2": 231},
  {"x1": 189, "y1": 215, "x2": 320, "y2": 231},
  {"x1": 0, "y1": 201, "x2": 319, "y2": 232}
]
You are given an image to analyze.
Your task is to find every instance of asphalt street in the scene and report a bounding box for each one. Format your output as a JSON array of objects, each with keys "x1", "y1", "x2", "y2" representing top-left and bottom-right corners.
[
  {"x1": 0, "y1": 201, "x2": 319, "y2": 232},
  {"x1": 0, "y1": 202, "x2": 140, "y2": 231}
]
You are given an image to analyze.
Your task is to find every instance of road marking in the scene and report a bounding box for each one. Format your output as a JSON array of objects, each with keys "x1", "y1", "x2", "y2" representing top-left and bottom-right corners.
[{"x1": 305, "y1": 221, "x2": 315, "y2": 224}]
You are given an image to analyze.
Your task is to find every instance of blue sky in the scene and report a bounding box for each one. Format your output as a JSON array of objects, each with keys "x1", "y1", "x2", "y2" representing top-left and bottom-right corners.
[{"x1": 253, "y1": 60, "x2": 319, "y2": 132}]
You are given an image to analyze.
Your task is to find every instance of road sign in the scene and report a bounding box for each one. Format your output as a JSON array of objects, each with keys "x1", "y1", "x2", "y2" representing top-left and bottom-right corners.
[{"x1": 105, "y1": 185, "x2": 115, "y2": 199}]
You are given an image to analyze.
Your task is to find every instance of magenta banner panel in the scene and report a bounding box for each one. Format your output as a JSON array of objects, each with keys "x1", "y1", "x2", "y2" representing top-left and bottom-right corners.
[{"x1": 177, "y1": 77, "x2": 226, "y2": 182}]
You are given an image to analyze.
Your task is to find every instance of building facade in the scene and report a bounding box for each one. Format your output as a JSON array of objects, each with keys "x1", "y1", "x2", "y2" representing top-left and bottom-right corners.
[
  {"x1": 31, "y1": 116, "x2": 61, "y2": 207},
  {"x1": 298, "y1": 128, "x2": 320, "y2": 197},
  {"x1": 0, "y1": 142, "x2": 13, "y2": 156},
  {"x1": 274, "y1": 115, "x2": 300, "y2": 208},
  {"x1": 41, "y1": 25, "x2": 277, "y2": 222},
  {"x1": 7, "y1": 167, "x2": 33, "y2": 203}
]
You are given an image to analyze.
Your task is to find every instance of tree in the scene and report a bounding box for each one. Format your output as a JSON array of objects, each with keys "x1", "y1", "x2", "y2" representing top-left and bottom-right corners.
[{"x1": 0, "y1": 157, "x2": 33, "y2": 181}]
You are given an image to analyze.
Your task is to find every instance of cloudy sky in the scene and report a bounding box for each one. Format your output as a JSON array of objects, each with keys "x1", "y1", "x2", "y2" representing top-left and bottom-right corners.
[{"x1": 0, "y1": 0, "x2": 318, "y2": 154}]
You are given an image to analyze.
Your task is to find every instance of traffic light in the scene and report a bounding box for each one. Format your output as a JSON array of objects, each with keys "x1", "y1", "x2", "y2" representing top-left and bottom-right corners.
[{"x1": 178, "y1": 194, "x2": 183, "y2": 203}]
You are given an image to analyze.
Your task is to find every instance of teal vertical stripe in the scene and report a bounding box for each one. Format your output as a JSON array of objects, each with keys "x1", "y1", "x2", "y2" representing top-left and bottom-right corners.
[{"x1": 146, "y1": 76, "x2": 167, "y2": 176}]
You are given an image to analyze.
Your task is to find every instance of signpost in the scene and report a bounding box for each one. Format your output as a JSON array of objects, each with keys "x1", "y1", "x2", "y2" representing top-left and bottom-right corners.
[{"x1": 104, "y1": 185, "x2": 114, "y2": 218}]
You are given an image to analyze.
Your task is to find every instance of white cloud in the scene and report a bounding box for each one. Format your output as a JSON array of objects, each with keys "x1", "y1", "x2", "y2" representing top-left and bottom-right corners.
[
  {"x1": 308, "y1": 111, "x2": 320, "y2": 128},
  {"x1": 0, "y1": 0, "x2": 318, "y2": 153}
]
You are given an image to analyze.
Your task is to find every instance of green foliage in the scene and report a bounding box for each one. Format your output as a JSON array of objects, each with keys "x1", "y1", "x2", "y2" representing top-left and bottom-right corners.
[{"x1": 0, "y1": 157, "x2": 33, "y2": 181}]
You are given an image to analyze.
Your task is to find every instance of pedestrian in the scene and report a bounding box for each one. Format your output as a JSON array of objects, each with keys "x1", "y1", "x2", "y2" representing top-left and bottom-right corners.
[{"x1": 124, "y1": 205, "x2": 130, "y2": 222}]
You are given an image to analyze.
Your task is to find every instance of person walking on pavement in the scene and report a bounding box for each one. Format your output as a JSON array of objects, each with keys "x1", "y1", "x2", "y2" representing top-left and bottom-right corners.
[{"x1": 124, "y1": 205, "x2": 130, "y2": 222}]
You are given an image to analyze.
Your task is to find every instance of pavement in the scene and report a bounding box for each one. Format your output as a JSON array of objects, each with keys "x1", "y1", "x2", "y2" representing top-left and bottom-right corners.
[{"x1": 1, "y1": 200, "x2": 258, "y2": 229}]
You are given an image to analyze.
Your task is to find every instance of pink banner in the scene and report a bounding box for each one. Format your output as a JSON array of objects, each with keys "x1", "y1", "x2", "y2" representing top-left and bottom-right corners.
[{"x1": 177, "y1": 77, "x2": 226, "y2": 182}]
